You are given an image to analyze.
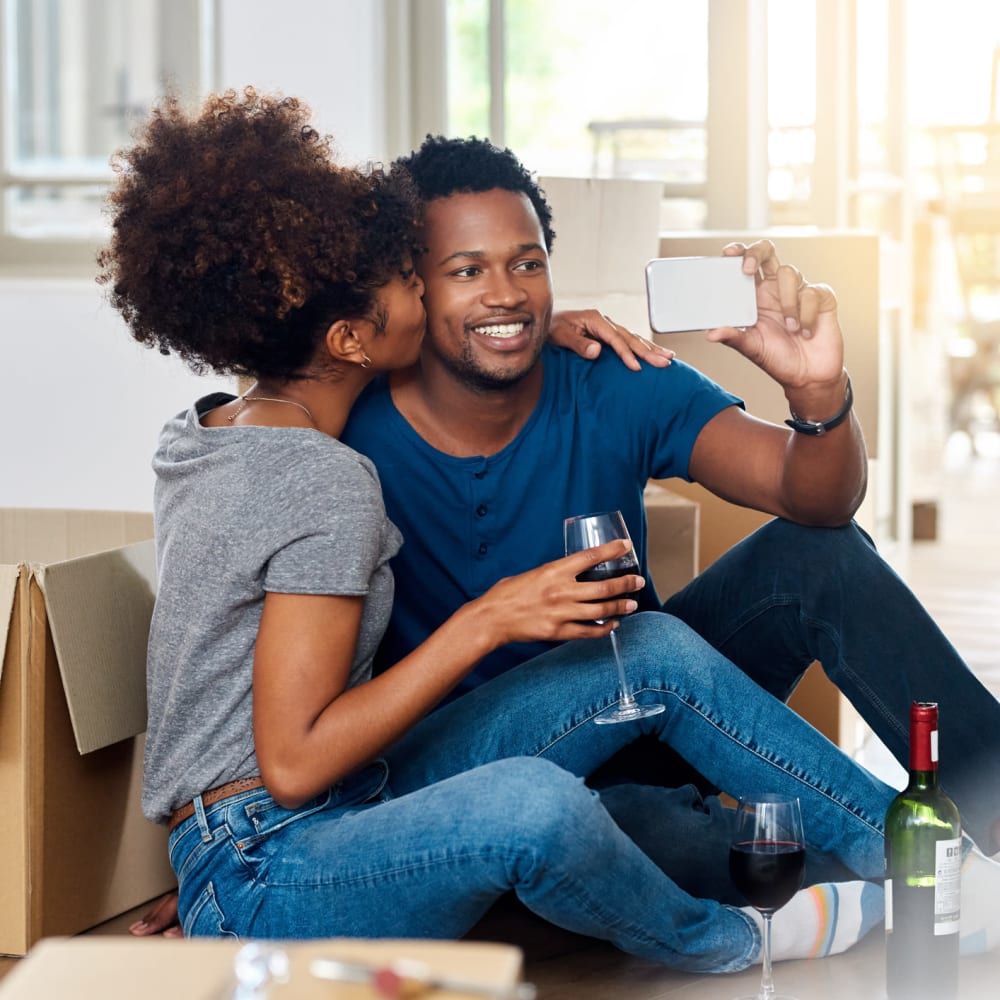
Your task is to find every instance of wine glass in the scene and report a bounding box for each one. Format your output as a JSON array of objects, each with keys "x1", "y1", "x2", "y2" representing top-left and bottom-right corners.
[
  {"x1": 563, "y1": 511, "x2": 666, "y2": 725},
  {"x1": 728, "y1": 795, "x2": 806, "y2": 1000}
]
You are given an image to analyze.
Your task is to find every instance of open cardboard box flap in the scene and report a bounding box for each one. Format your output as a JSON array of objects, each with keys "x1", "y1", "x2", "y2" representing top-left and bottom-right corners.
[
  {"x1": 0, "y1": 508, "x2": 156, "y2": 754},
  {"x1": 34, "y1": 541, "x2": 156, "y2": 754}
]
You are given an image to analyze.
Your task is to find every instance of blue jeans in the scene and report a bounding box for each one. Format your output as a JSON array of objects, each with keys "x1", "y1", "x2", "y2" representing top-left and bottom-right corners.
[
  {"x1": 169, "y1": 612, "x2": 892, "y2": 973},
  {"x1": 663, "y1": 518, "x2": 1000, "y2": 853}
]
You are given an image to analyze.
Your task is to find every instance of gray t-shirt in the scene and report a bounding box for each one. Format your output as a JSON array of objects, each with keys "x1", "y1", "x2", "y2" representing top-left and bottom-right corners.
[{"x1": 142, "y1": 393, "x2": 402, "y2": 823}]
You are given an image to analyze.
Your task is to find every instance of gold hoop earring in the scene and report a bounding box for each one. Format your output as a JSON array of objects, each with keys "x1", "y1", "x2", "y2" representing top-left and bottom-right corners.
[{"x1": 360, "y1": 353, "x2": 372, "y2": 370}]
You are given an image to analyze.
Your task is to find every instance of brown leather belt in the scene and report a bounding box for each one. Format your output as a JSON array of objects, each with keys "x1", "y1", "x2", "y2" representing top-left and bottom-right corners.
[{"x1": 168, "y1": 775, "x2": 266, "y2": 832}]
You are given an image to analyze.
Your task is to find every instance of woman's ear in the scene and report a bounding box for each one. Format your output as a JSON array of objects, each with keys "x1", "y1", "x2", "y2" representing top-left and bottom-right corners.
[{"x1": 325, "y1": 320, "x2": 370, "y2": 368}]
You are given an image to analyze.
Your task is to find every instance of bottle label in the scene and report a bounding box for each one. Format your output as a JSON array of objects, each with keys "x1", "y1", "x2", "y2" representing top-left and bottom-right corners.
[
  {"x1": 885, "y1": 878, "x2": 893, "y2": 931},
  {"x1": 934, "y1": 838, "x2": 962, "y2": 936}
]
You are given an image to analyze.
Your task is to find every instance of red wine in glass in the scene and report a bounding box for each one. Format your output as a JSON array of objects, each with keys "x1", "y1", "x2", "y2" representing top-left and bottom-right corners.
[
  {"x1": 728, "y1": 796, "x2": 806, "y2": 1000},
  {"x1": 564, "y1": 511, "x2": 666, "y2": 725},
  {"x1": 729, "y1": 840, "x2": 806, "y2": 913},
  {"x1": 575, "y1": 560, "x2": 637, "y2": 607}
]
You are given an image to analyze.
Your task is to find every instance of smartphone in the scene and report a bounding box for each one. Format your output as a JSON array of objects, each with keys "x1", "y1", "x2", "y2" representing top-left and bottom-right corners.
[{"x1": 645, "y1": 256, "x2": 757, "y2": 333}]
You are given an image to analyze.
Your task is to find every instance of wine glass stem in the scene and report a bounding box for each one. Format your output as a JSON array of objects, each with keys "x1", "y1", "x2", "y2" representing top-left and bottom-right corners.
[
  {"x1": 758, "y1": 912, "x2": 775, "y2": 999},
  {"x1": 609, "y1": 630, "x2": 635, "y2": 704}
]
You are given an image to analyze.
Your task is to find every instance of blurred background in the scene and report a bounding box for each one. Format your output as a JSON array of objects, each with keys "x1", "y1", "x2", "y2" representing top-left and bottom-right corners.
[{"x1": 2, "y1": 0, "x2": 998, "y2": 574}]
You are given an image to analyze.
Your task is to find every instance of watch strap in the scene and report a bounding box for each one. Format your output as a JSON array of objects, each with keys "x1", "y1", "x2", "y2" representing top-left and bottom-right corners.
[{"x1": 784, "y1": 374, "x2": 854, "y2": 436}]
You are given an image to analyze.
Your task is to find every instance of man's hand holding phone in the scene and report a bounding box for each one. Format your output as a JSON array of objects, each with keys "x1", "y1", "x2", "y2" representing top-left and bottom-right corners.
[{"x1": 646, "y1": 241, "x2": 846, "y2": 395}]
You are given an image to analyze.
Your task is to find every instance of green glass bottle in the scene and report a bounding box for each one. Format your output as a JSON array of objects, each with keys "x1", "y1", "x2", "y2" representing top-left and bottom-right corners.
[{"x1": 885, "y1": 701, "x2": 962, "y2": 1000}]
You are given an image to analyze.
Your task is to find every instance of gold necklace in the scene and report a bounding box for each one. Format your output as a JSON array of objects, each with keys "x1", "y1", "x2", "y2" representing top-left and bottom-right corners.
[{"x1": 226, "y1": 393, "x2": 315, "y2": 424}]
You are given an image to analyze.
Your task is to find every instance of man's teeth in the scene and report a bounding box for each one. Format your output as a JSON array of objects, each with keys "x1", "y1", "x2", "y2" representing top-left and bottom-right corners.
[{"x1": 474, "y1": 322, "x2": 525, "y2": 338}]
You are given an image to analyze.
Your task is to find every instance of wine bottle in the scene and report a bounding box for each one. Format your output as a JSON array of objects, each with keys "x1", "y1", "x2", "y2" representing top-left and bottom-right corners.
[{"x1": 885, "y1": 701, "x2": 962, "y2": 1000}]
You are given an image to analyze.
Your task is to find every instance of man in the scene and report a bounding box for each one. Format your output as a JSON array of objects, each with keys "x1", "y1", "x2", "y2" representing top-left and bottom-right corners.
[{"x1": 340, "y1": 135, "x2": 1000, "y2": 862}]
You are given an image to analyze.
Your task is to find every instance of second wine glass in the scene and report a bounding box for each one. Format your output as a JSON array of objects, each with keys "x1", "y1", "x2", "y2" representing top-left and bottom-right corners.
[
  {"x1": 563, "y1": 510, "x2": 666, "y2": 725},
  {"x1": 728, "y1": 794, "x2": 806, "y2": 1000}
]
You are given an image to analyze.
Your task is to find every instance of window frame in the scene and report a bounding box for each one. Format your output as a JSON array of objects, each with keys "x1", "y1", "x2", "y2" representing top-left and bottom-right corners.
[{"x1": 0, "y1": 0, "x2": 218, "y2": 277}]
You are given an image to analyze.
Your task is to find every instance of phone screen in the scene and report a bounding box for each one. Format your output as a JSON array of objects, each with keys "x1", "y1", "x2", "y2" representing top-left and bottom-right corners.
[{"x1": 645, "y1": 256, "x2": 757, "y2": 333}]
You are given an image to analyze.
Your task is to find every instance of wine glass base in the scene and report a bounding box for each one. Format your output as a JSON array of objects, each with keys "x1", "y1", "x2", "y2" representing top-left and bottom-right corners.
[
  {"x1": 732, "y1": 994, "x2": 800, "y2": 1000},
  {"x1": 593, "y1": 702, "x2": 666, "y2": 725}
]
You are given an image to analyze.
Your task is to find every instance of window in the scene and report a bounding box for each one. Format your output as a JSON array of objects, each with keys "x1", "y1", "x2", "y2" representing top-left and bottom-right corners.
[
  {"x1": 0, "y1": 0, "x2": 215, "y2": 274},
  {"x1": 447, "y1": 0, "x2": 709, "y2": 177},
  {"x1": 445, "y1": 0, "x2": 709, "y2": 227}
]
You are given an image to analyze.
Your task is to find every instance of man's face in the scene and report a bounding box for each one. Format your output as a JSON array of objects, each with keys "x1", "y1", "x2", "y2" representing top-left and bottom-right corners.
[{"x1": 416, "y1": 188, "x2": 553, "y2": 391}]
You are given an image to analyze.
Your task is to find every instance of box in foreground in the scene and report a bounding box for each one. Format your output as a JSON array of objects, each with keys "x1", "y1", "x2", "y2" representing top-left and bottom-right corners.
[{"x1": 0, "y1": 937, "x2": 527, "y2": 1000}]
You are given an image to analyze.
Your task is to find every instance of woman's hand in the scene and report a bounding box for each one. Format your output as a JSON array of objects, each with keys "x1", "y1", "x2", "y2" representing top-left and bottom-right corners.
[
  {"x1": 470, "y1": 538, "x2": 644, "y2": 648},
  {"x1": 252, "y1": 544, "x2": 641, "y2": 808},
  {"x1": 549, "y1": 309, "x2": 674, "y2": 371},
  {"x1": 129, "y1": 890, "x2": 182, "y2": 938}
]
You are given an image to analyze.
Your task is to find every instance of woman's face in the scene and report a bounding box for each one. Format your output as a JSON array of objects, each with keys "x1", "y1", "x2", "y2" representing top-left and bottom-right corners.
[{"x1": 369, "y1": 262, "x2": 426, "y2": 370}]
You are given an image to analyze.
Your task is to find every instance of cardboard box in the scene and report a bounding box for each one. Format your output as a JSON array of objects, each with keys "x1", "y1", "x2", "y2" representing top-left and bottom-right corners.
[
  {"x1": 540, "y1": 175, "x2": 663, "y2": 298},
  {"x1": 0, "y1": 937, "x2": 526, "y2": 999},
  {"x1": 644, "y1": 483, "x2": 700, "y2": 600},
  {"x1": 0, "y1": 510, "x2": 175, "y2": 956},
  {"x1": 912, "y1": 498, "x2": 939, "y2": 541},
  {"x1": 542, "y1": 173, "x2": 663, "y2": 364},
  {"x1": 652, "y1": 478, "x2": 766, "y2": 578}
]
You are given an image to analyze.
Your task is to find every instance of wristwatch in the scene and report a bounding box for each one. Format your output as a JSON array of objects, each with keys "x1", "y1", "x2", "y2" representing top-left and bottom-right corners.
[{"x1": 784, "y1": 374, "x2": 854, "y2": 436}]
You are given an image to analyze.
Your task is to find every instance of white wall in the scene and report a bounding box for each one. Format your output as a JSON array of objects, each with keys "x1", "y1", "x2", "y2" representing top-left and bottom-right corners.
[
  {"x1": 0, "y1": 279, "x2": 231, "y2": 511},
  {"x1": 0, "y1": 1, "x2": 388, "y2": 512}
]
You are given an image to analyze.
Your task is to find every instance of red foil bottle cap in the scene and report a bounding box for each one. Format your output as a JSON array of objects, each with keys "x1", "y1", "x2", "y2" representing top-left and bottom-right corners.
[{"x1": 909, "y1": 700, "x2": 939, "y2": 771}]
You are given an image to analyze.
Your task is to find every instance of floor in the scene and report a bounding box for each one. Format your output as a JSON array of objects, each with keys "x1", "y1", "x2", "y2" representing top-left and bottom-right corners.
[
  {"x1": 2, "y1": 434, "x2": 998, "y2": 998},
  {"x1": 907, "y1": 432, "x2": 1000, "y2": 705}
]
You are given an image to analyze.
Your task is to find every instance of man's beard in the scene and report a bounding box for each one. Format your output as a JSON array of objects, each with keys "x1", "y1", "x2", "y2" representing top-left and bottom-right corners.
[{"x1": 442, "y1": 332, "x2": 547, "y2": 394}]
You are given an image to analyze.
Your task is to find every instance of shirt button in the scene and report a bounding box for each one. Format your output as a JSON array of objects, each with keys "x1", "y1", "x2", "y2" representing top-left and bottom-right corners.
[
  {"x1": 478, "y1": 542, "x2": 488, "y2": 555},
  {"x1": 476, "y1": 504, "x2": 488, "y2": 517}
]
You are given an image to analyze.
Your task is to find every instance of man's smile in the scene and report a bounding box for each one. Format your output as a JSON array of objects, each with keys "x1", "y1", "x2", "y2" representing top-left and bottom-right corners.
[{"x1": 470, "y1": 320, "x2": 528, "y2": 340}]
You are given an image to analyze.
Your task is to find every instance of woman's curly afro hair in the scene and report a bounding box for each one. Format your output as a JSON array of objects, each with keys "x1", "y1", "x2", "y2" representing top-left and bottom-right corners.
[
  {"x1": 393, "y1": 134, "x2": 555, "y2": 253},
  {"x1": 98, "y1": 87, "x2": 421, "y2": 380}
]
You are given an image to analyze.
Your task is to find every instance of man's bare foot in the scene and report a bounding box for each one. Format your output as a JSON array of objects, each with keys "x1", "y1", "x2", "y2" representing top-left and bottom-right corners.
[{"x1": 129, "y1": 890, "x2": 182, "y2": 938}]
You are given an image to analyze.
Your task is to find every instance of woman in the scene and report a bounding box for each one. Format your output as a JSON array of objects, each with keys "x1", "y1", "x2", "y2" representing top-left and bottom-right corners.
[{"x1": 101, "y1": 88, "x2": 890, "y2": 973}]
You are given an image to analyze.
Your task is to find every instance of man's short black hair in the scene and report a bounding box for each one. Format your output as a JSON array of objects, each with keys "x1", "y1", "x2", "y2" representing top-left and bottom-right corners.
[{"x1": 394, "y1": 135, "x2": 556, "y2": 252}]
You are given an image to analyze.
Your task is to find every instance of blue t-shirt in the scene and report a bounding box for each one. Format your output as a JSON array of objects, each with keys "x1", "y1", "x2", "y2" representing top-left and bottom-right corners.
[{"x1": 343, "y1": 344, "x2": 739, "y2": 695}]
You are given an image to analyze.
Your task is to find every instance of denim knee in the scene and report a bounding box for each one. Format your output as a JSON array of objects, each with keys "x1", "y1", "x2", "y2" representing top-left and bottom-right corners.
[
  {"x1": 477, "y1": 758, "x2": 603, "y2": 868},
  {"x1": 617, "y1": 612, "x2": 719, "y2": 681},
  {"x1": 751, "y1": 518, "x2": 877, "y2": 569}
]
